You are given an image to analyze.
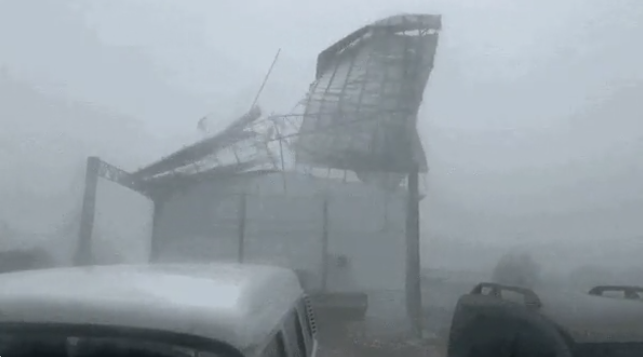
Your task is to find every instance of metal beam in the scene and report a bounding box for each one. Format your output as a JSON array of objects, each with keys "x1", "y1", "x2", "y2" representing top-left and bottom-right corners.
[{"x1": 405, "y1": 167, "x2": 423, "y2": 337}]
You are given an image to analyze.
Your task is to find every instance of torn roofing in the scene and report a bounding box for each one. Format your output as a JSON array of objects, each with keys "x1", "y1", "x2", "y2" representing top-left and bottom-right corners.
[
  {"x1": 131, "y1": 107, "x2": 262, "y2": 180},
  {"x1": 299, "y1": 13, "x2": 440, "y2": 173},
  {"x1": 316, "y1": 14, "x2": 442, "y2": 79}
]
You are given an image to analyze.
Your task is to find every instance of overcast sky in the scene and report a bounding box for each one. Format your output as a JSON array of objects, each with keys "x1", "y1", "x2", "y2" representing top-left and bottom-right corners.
[{"x1": 1, "y1": 0, "x2": 643, "y2": 267}]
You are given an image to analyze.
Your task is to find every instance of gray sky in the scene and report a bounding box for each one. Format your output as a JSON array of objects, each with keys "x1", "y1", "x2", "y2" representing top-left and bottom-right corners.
[{"x1": 1, "y1": 0, "x2": 643, "y2": 267}]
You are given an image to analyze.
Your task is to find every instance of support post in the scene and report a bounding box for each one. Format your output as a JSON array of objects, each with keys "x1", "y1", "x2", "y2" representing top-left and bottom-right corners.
[
  {"x1": 74, "y1": 156, "x2": 100, "y2": 266},
  {"x1": 405, "y1": 167, "x2": 423, "y2": 337},
  {"x1": 237, "y1": 193, "x2": 247, "y2": 263},
  {"x1": 149, "y1": 197, "x2": 165, "y2": 263},
  {"x1": 320, "y1": 197, "x2": 330, "y2": 291}
]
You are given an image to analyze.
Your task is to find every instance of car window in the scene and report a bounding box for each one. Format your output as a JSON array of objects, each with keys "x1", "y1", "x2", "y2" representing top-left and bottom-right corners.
[
  {"x1": 295, "y1": 301, "x2": 313, "y2": 354},
  {"x1": 0, "y1": 333, "x2": 231, "y2": 357},
  {"x1": 292, "y1": 312, "x2": 307, "y2": 357},
  {"x1": 282, "y1": 311, "x2": 306, "y2": 357},
  {"x1": 262, "y1": 332, "x2": 287, "y2": 357}
]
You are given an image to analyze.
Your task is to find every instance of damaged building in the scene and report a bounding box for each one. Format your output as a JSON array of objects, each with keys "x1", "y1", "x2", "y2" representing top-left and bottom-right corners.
[{"x1": 74, "y1": 14, "x2": 441, "y2": 339}]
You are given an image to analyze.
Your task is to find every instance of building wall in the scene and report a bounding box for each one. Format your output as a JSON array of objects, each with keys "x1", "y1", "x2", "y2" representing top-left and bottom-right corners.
[{"x1": 153, "y1": 172, "x2": 410, "y2": 332}]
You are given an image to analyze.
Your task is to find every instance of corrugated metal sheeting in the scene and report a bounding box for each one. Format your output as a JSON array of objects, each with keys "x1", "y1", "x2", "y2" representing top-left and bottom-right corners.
[{"x1": 296, "y1": 14, "x2": 441, "y2": 174}]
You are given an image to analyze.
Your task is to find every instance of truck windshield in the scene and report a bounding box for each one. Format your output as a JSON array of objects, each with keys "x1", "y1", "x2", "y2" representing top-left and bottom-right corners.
[{"x1": 0, "y1": 329, "x2": 235, "y2": 357}]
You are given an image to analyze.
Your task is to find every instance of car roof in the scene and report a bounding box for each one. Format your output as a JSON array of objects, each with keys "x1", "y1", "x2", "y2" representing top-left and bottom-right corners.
[
  {"x1": 0, "y1": 263, "x2": 303, "y2": 351},
  {"x1": 458, "y1": 282, "x2": 643, "y2": 343},
  {"x1": 538, "y1": 287, "x2": 643, "y2": 342}
]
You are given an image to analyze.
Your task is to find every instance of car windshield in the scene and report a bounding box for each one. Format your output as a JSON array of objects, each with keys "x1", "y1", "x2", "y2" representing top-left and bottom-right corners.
[
  {"x1": 576, "y1": 342, "x2": 643, "y2": 357},
  {"x1": 0, "y1": 326, "x2": 235, "y2": 357}
]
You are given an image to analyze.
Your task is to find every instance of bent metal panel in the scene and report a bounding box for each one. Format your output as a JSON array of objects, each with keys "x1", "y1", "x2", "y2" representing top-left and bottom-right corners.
[{"x1": 296, "y1": 14, "x2": 441, "y2": 174}]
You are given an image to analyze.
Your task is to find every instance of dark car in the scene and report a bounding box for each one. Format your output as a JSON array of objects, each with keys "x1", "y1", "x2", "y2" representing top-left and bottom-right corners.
[
  {"x1": 447, "y1": 282, "x2": 643, "y2": 357},
  {"x1": 587, "y1": 285, "x2": 643, "y2": 301},
  {"x1": 0, "y1": 248, "x2": 56, "y2": 273}
]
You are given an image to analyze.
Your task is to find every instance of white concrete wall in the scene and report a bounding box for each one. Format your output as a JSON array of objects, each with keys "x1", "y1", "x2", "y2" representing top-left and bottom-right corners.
[
  {"x1": 154, "y1": 172, "x2": 410, "y2": 333},
  {"x1": 91, "y1": 177, "x2": 154, "y2": 264}
]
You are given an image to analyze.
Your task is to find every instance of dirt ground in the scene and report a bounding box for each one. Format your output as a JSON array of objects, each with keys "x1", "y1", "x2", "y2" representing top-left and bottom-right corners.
[
  {"x1": 315, "y1": 277, "x2": 464, "y2": 357},
  {"x1": 319, "y1": 340, "x2": 446, "y2": 357},
  {"x1": 316, "y1": 322, "x2": 448, "y2": 357}
]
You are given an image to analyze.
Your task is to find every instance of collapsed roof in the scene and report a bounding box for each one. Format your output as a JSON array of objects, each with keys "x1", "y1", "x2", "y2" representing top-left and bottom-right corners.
[
  {"x1": 295, "y1": 14, "x2": 441, "y2": 173},
  {"x1": 131, "y1": 14, "x2": 442, "y2": 192}
]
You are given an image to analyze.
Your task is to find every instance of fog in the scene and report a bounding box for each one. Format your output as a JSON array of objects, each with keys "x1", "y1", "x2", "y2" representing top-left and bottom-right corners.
[{"x1": 1, "y1": 0, "x2": 643, "y2": 277}]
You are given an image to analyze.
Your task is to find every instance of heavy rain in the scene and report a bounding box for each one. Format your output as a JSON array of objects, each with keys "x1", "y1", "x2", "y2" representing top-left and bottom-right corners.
[{"x1": 1, "y1": 0, "x2": 643, "y2": 356}]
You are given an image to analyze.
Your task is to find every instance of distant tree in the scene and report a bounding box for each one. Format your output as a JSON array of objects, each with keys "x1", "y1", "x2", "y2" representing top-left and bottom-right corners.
[{"x1": 491, "y1": 251, "x2": 541, "y2": 288}]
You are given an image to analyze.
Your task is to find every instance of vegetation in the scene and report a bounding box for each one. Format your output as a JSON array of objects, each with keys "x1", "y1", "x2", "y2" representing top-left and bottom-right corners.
[{"x1": 491, "y1": 251, "x2": 541, "y2": 288}]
